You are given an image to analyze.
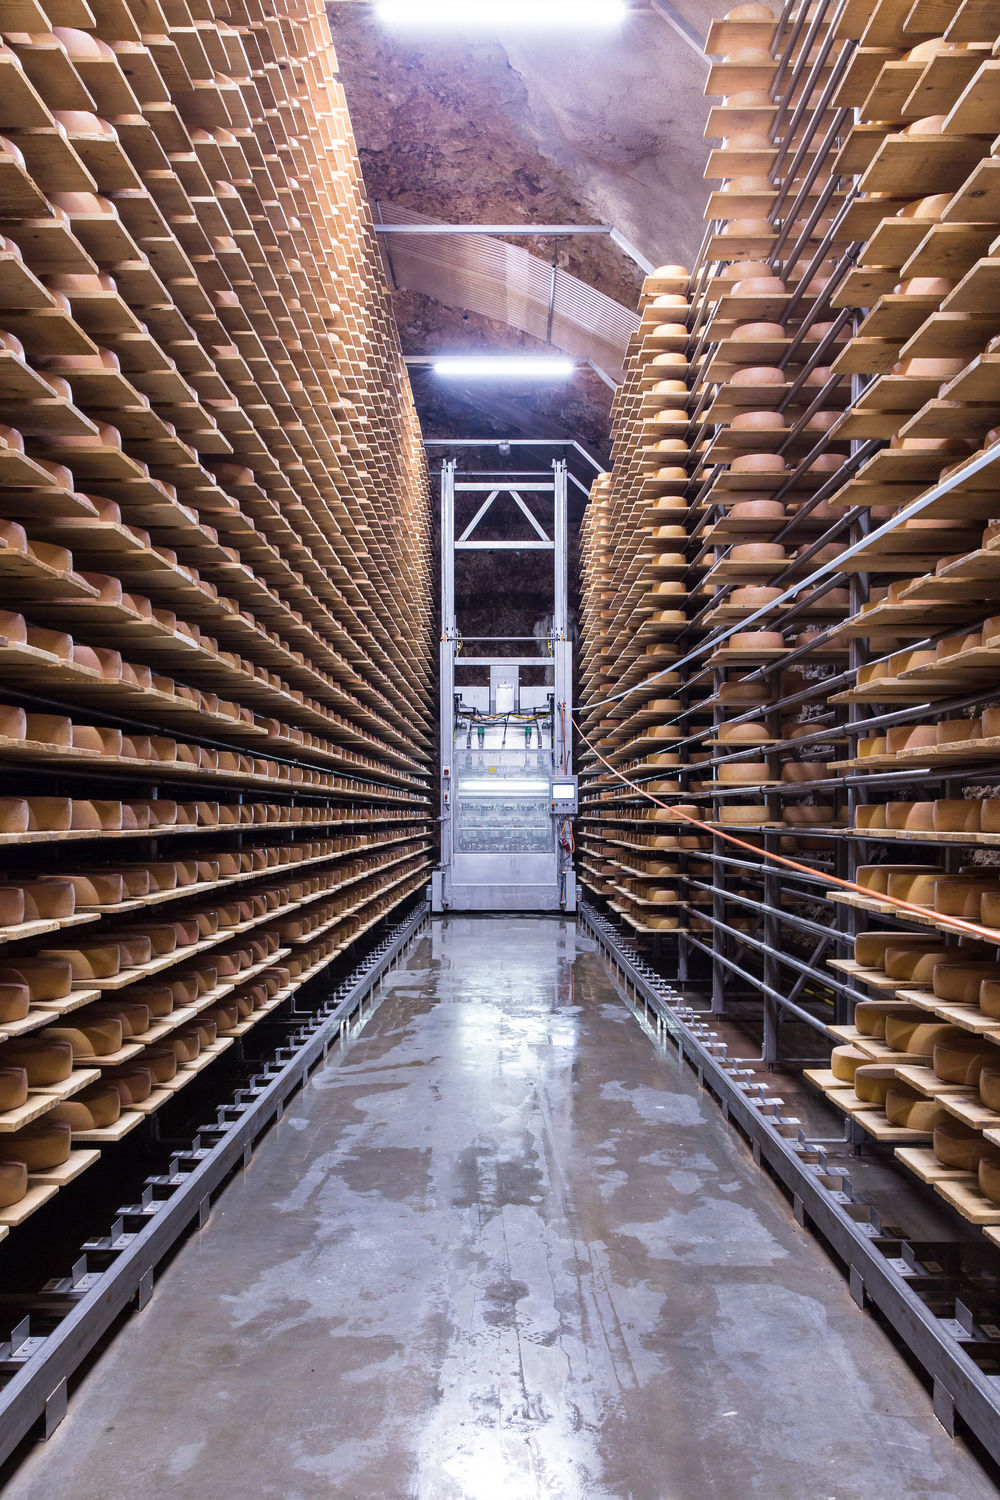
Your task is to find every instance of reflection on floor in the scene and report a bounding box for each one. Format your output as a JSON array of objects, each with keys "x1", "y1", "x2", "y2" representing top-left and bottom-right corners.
[{"x1": 10, "y1": 917, "x2": 996, "y2": 1500}]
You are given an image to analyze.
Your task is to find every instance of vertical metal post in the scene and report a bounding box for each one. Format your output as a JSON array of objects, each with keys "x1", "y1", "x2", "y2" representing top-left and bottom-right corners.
[{"x1": 438, "y1": 461, "x2": 457, "y2": 898}]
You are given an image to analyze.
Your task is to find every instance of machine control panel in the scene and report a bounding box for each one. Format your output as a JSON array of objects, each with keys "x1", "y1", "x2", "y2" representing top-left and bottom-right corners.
[{"x1": 549, "y1": 777, "x2": 578, "y2": 815}]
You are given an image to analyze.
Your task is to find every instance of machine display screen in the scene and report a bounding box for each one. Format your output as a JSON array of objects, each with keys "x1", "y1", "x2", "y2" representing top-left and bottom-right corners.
[{"x1": 551, "y1": 783, "x2": 576, "y2": 801}]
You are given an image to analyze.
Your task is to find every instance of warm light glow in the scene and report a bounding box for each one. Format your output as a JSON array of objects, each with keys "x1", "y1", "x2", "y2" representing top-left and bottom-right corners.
[
  {"x1": 376, "y1": 0, "x2": 628, "y2": 27},
  {"x1": 433, "y1": 356, "x2": 576, "y2": 380},
  {"x1": 459, "y1": 779, "x2": 549, "y2": 794}
]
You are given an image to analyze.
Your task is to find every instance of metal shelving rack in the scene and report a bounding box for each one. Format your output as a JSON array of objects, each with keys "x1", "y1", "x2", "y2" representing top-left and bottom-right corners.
[{"x1": 579, "y1": 0, "x2": 1000, "y2": 1450}]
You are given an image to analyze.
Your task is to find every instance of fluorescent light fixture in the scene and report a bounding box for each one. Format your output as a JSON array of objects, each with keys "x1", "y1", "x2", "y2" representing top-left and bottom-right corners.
[
  {"x1": 433, "y1": 356, "x2": 576, "y2": 380},
  {"x1": 460, "y1": 779, "x2": 549, "y2": 794},
  {"x1": 375, "y1": 0, "x2": 628, "y2": 26}
]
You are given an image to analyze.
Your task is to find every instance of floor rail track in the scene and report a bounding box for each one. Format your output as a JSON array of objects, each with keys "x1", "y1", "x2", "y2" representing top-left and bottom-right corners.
[
  {"x1": 579, "y1": 898, "x2": 1000, "y2": 1451},
  {"x1": 0, "y1": 900, "x2": 432, "y2": 1466}
]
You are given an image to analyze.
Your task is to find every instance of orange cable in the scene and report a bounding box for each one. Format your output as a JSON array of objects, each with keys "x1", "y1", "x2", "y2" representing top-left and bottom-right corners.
[{"x1": 571, "y1": 712, "x2": 1000, "y2": 949}]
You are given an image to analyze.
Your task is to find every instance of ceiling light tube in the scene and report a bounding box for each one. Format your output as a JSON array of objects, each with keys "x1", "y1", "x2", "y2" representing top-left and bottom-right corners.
[
  {"x1": 433, "y1": 356, "x2": 576, "y2": 380},
  {"x1": 375, "y1": 0, "x2": 628, "y2": 27}
]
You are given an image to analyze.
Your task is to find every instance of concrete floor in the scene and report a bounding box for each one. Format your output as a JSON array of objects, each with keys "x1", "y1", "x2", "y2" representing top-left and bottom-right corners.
[{"x1": 7, "y1": 917, "x2": 997, "y2": 1500}]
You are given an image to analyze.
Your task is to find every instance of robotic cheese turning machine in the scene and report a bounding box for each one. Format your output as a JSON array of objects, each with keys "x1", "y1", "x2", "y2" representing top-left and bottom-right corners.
[{"x1": 432, "y1": 460, "x2": 577, "y2": 913}]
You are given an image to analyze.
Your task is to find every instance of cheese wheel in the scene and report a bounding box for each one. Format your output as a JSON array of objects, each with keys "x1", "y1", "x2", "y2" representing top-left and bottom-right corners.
[
  {"x1": 203, "y1": 1001, "x2": 240, "y2": 1033},
  {"x1": 979, "y1": 1058, "x2": 1000, "y2": 1112},
  {"x1": 718, "y1": 804, "x2": 768, "y2": 824},
  {"x1": 884, "y1": 1015, "x2": 960, "y2": 1055},
  {"x1": 731, "y1": 453, "x2": 787, "y2": 473},
  {"x1": 49, "y1": 1082, "x2": 121, "y2": 1131},
  {"x1": 935, "y1": 878, "x2": 1000, "y2": 917},
  {"x1": 0, "y1": 983, "x2": 29, "y2": 1023},
  {"x1": 41, "y1": 945, "x2": 122, "y2": 981},
  {"x1": 732, "y1": 320, "x2": 784, "y2": 340},
  {"x1": 718, "y1": 721, "x2": 770, "y2": 743},
  {"x1": 885, "y1": 947, "x2": 956, "y2": 984},
  {"x1": 88, "y1": 999, "x2": 151, "y2": 1038},
  {"x1": 856, "y1": 864, "x2": 937, "y2": 895},
  {"x1": 933, "y1": 1118, "x2": 988, "y2": 1172},
  {"x1": 730, "y1": 365, "x2": 785, "y2": 387},
  {"x1": 981, "y1": 891, "x2": 1000, "y2": 928},
  {"x1": 884, "y1": 1086, "x2": 948, "y2": 1132},
  {"x1": 855, "y1": 1001, "x2": 893, "y2": 1038},
  {"x1": 934, "y1": 1032, "x2": 996, "y2": 1086},
  {"x1": 143, "y1": 1046, "x2": 178, "y2": 1084},
  {"x1": 932, "y1": 963, "x2": 1000, "y2": 1004},
  {"x1": 830, "y1": 1044, "x2": 867, "y2": 1082},
  {"x1": 42, "y1": 1017, "x2": 123, "y2": 1057},
  {"x1": 0, "y1": 1118, "x2": 71, "y2": 1170},
  {"x1": 854, "y1": 931, "x2": 940, "y2": 968},
  {"x1": 980, "y1": 981, "x2": 1000, "y2": 1020},
  {"x1": 170, "y1": 1031, "x2": 201, "y2": 1064},
  {"x1": 0, "y1": 1036, "x2": 73, "y2": 1086},
  {"x1": 886, "y1": 801, "x2": 934, "y2": 830},
  {"x1": 728, "y1": 631, "x2": 784, "y2": 649},
  {"x1": 978, "y1": 1149, "x2": 1000, "y2": 1204},
  {"x1": 933, "y1": 800, "x2": 982, "y2": 833},
  {"x1": 103, "y1": 1064, "x2": 153, "y2": 1106},
  {"x1": 0, "y1": 1066, "x2": 27, "y2": 1112},
  {"x1": 853, "y1": 1064, "x2": 895, "y2": 1105},
  {"x1": 0, "y1": 1160, "x2": 26, "y2": 1207}
]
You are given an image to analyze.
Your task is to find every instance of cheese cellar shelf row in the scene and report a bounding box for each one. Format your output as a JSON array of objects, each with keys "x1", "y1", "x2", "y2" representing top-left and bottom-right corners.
[
  {"x1": 0, "y1": 0, "x2": 433, "y2": 1251},
  {"x1": 578, "y1": 0, "x2": 1000, "y2": 1301}
]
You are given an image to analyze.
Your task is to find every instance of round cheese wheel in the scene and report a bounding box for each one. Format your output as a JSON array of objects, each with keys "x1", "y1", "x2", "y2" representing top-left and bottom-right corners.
[
  {"x1": 49, "y1": 1082, "x2": 121, "y2": 1131},
  {"x1": 932, "y1": 963, "x2": 1000, "y2": 1004},
  {"x1": 978, "y1": 1149, "x2": 1000, "y2": 1203},
  {"x1": 933, "y1": 800, "x2": 982, "y2": 832},
  {"x1": 934, "y1": 1118, "x2": 988, "y2": 1171},
  {"x1": 782, "y1": 805, "x2": 835, "y2": 824},
  {"x1": 733, "y1": 321, "x2": 784, "y2": 340},
  {"x1": 143, "y1": 1046, "x2": 178, "y2": 1084},
  {"x1": 718, "y1": 720, "x2": 770, "y2": 743},
  {"x1": 854, "y1": 932, "x2": 937, "y2": 968},
  {"x1": 0, "y1": 1118, "x2": 71, "y2": 1170},
  {"x1": 0, "y1": 1066, "x2": 27, "y2": 1112},
  {"x1": 853, "y1": 1064, "x2": 895, "y2": 1105},
  {"x1": 43, "y1": 1017, "x2": 123, "y2": 1058},
  {"x1": 1, "y1": 1036, "x2": 73, "y2": 1086},
  {"x1": 170, "y1": 1031, "x2": 201, "y2": 1064},
  {"x1": 831, "y1": 1044, "x2": 868, "y2": 1082},
  {"x1": 884, "y1": 1015, "x2": 959, "y2": 1055},
  {"x1": 905, "y1": 114, "x2": 948, "y2": 135},
  {"x1": 886, "y1": 947, "x2": 956, "y2": 984},
  {"x1": 103, "y1": 1064, "x2": 152, "y2": 1106},
  {"x1": 0, "y1": 983, "x2": 29, "y2": 1023},
  {"x1": 728, "y1": 631, "x2": 784, "y2": 649},
  {"x1": 88, "y1": 999, "x2": 150, "y2": 1038},
  {"x1": 730, "y1": 542, "x2": 785, "y2": 562},
  {"x1": 731, "y1": 409, "x2": 785, "y2": 431},
  {"x1": 981, "y1": 892, "x2": 1000, "y2": 928},
  {"x1": 980, "y1": 981, "x2": 1000, "y2": 1020},
  {"x1": 731, "y1": 453, "x2": 787, "y2": 473},
  {"x1": 934, "y1": 1033, "x2": 997, "y2": 1085},
  {"x1": 979, "y1": 1058, "x2": 1000, "y2": 1111},
  {"x1": 884, "y1": 1086, "x2": 948, "y2": 1132},
  {"x1": 730, "y1": 586, "x2": 782, "y2": 606},
  {"x1": 0, "y1": 1160, "x2": 26, "y2": 1207},
  {"x1": 719, "y1": 804, "x2": 768, "y2": 824}
]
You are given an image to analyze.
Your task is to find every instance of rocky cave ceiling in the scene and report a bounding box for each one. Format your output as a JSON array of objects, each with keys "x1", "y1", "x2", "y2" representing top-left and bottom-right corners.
[{"x1": 328, "y1": 0, "x2": 729, "y2": 466}]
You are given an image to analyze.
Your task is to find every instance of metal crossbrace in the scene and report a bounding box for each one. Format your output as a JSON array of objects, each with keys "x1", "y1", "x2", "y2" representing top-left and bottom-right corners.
[
  {"x1": 578, "y1": 899, "x2": 1000, "y2": 1448},
  {"x1": 0, "y1": 901, "x2": 431, "y2": 1464}
]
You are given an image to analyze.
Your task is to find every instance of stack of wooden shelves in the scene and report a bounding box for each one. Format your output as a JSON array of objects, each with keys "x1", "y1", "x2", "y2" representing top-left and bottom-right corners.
[
  {"x1": 578, "y1": 0, "x2": 1000, "y2": 1236},
  {"x1": 577, "y1": 265, "x2": 711, "y2": 935},
  {"x1": 0, "y1": 0, "x2": 433, "y2": 1239}
]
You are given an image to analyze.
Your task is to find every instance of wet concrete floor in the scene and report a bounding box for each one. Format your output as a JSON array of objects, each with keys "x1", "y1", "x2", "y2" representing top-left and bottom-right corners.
[{"x1": 6, "y1": 917, "x2": 998, "y2": 1499}]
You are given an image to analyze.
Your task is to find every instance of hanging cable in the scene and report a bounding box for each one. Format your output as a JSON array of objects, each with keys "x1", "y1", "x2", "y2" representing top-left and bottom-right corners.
[{"x1": 571, "y1": 713, "x2": 1000, "y2": 949}]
